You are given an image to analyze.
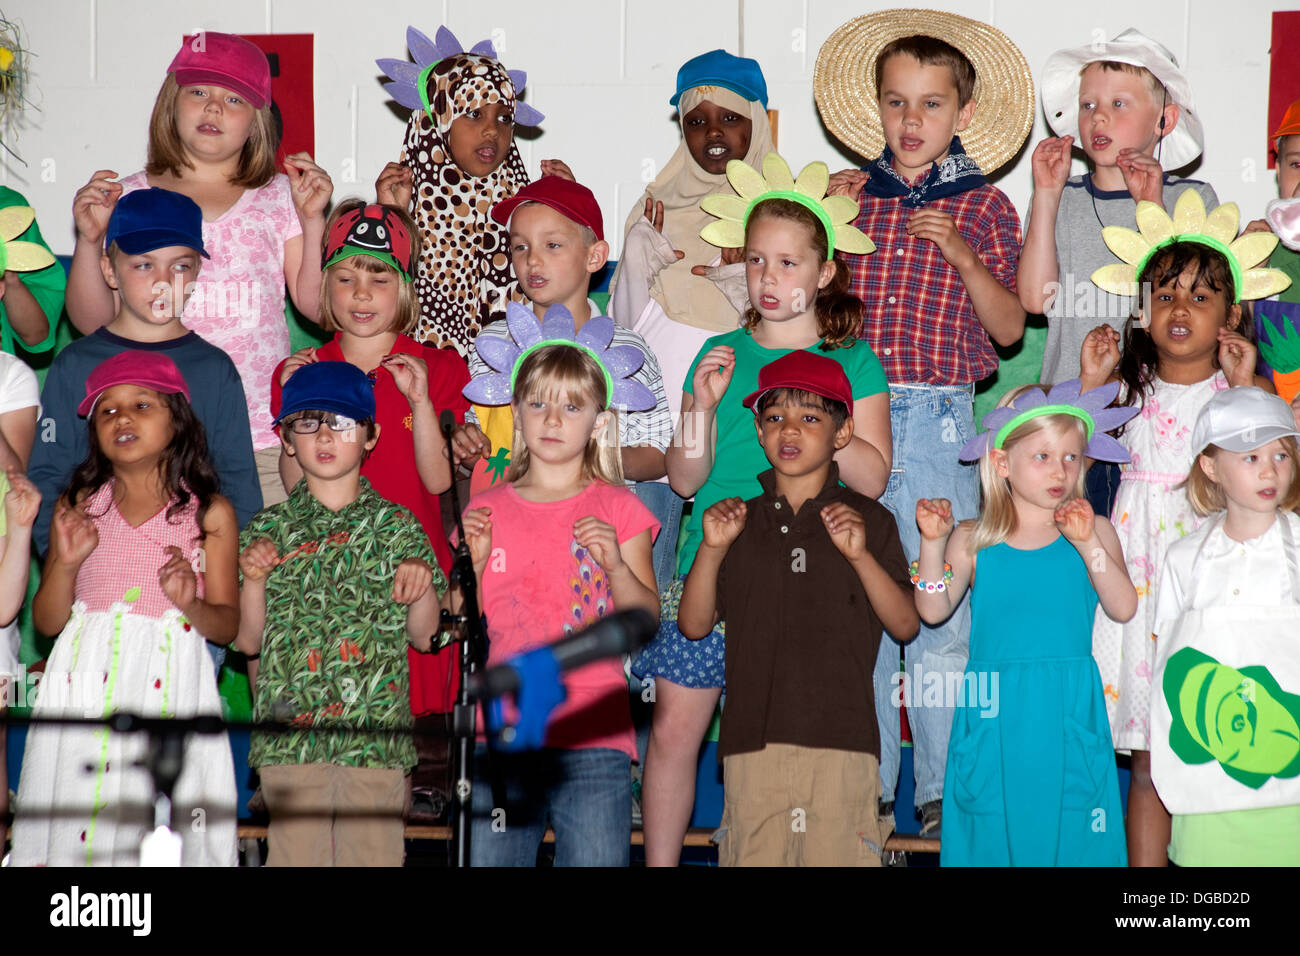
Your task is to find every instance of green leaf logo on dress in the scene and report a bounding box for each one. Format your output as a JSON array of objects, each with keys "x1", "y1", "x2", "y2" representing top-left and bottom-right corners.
[
  {"x1": 122, "y1": 586, "x2": 141, "y2": 603},
  {"x1": 1164, "y1": 647, "x2": 1300, "y2": 788},
  {"x1": 485, "y1": 447, "x2": 510, "y2": 484}
]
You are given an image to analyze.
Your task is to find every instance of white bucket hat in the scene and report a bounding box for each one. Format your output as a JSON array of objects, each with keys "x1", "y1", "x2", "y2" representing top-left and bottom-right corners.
[
  {"x1": 1191, "y1": 387, "x2": 1300, "y2": 455},
  {"x1": 1041, "y1": 27, "x2": 1204, "y2": 170}
]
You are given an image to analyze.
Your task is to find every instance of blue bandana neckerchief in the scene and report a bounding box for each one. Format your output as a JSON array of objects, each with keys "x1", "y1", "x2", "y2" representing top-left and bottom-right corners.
[{"x1": 861, "y1": 136, "x2": 986, "y2": 208}]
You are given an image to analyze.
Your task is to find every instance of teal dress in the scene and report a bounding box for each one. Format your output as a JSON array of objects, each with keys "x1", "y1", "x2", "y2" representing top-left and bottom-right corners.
[{"x1": 940, "y1": 535, "x2": 1127, "y2": 866}]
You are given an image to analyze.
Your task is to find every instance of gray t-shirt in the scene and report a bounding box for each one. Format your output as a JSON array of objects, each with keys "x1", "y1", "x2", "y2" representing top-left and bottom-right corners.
[{"x1": 1037, "y1": 174, "x2": 1218, "y2": 384}]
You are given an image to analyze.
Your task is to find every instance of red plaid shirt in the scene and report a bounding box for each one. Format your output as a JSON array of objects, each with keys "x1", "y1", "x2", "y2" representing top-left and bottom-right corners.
[{"x1": 846, "y1": 184, "x2": 1021, "y2": 386}]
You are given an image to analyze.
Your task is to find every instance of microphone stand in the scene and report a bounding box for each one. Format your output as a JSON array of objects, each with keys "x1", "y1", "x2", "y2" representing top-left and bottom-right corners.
[{"x1": 437, "y1": 413, "x2": 490, "y2": 867}]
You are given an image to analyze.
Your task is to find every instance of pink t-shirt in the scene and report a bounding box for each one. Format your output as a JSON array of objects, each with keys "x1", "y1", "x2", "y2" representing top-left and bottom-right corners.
[
  {"x1": 119, "y1": 172, "x2": 302, "y2": 450},
  {"x1": 466, "y1": 481, "x2": 659, "y2": 759}
]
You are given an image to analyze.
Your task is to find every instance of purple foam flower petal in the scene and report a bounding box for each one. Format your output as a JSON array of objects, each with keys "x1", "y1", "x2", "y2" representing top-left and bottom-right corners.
[
  {"x1": 514, "y1": 102, "x2": 545, "y2": 127},
  {"x1": 433, "y1": 26, "x2": 465, "y2": 62},
  {"x1": 575, "y1": 315, "x2": 614, "y2": 351},
  {"x1": 1045, "y1": 379, "x2": 1083, "y2": 405},
  {"x1": 476, "y1": 336, "x2": 520, "y2": 375},
  {"x1": 1091, "y1": 406, "x2": 1139, "y2": 432},
  {"x1": 470, "y1": 39, "x2": 498, "y2": 58},
  {"x1": 612, "y1": 381, "x2": 656, "y2": 412},
  {"x1": 1078, "y1": 379, "x2": 1121, "y2": 411},
  {"x1": 464, "y1": 372, "x2": 513, "y2": 406},
  {"x1": 377, "y1": 58, "x2": 421, "y2": 85},
  {"x1": 508, "y1": 70, "x2": 528, "y2": 92},
  {"x1": 382, "y1": 81, "x2": 425, "y2": 111},
  {"x1": 540, "y1": 304, "x2": 576, "y2": 341},
  {"x1": 958, "y1": 433, "x2": 994, "y2": 462},
  {"x1": 979, "y1": 408, "x2": 1017, "y2": 431},
  {"x1": 407, "y1": 26, "x2": 440, "y2": 67},
  {"x1": 1085, "y1": 434, "x2": 1133, "y2": 463},
  {"x1": 1011, "y1": 389, "x2": 1047, "y2": 412},
  {"x1": 506, "y1": 301, "x2": 544, "y2": 349},
  {"x1": 603, "y1": 344, "x2": 646, "y2": 379}
]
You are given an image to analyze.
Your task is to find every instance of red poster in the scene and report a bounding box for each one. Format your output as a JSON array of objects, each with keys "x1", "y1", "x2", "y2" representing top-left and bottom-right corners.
[{"x1": 1268, "y1": 12, "x2": 1300, "y2": 168}]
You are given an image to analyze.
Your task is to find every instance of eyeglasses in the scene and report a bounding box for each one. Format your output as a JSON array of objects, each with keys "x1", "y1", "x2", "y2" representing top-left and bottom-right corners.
[{"x1": 287, "y1": 414, "x2": 358, "y2": 434}]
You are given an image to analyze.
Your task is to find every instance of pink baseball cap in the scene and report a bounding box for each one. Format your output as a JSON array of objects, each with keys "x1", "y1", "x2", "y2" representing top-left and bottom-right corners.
[
  {"x1": 78, "y1": 351, "x2": 192, "y2": 417},
  {"x1": 167, "y1": 32, "x2": 271, "y2": 109},
  {"x1": 491, "y1": 176, "x2": 604, "y2": 241}
]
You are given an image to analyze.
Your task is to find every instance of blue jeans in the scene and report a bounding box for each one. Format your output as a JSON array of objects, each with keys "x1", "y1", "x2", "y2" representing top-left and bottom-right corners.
[
  {"x1": 470, "y1": 745, "x2": 632, "y2": 866},
  {"x1": 872, "y1": 385, "x2": 979, "y2": 809},
  {"x1": 631, "y1": 480, "x2": 684, "y2": 595}
]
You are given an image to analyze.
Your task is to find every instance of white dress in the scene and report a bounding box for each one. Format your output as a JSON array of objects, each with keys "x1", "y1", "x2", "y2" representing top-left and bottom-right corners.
[
  {"x1": 1092, "y1": 372, "x2": 1228, "y2": 752},
  {"x1": 10, "y1": 484, "x2": 237, "y2": 866}
]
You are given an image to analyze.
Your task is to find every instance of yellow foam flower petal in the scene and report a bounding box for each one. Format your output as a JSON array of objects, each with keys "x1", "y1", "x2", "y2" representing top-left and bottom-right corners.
[
  {"x1": 726, "y1": 160, "x2": 770, "y2": 202},
  {"x1": 1204, "y1": 203, "x2": 1240, "y2": 246},
  {"x1": 1101, "y1": 227, "x2": 1149, "y2": 266},
  {"x1": 1228, "y1": 232, "x2": 1279, "y2": 272},
  {"x1": 1091, "y1": 263, "x2": 1139, "y2": 297},
  {"x1": 700, "y1": 195, "x2": 748, "y2": 222},
  {"x1": 834, "y1": 225, "x2": 875, "y2": 255},
  {"x1": 761, "y1": 153, "x2": 794, "y2": 192},
  {"x1": 823, "y1": 195, "x2": 859, "y2": 225},
  {"x1": 793, "y1": 161, "x2": 830, "y2": 201},
  {"x1": 2, "y1": 240, "x2": 56, "y2": 272},
  {"x1": 0, "y1": 206, "x2": 35, "y2": 243},
  {"x1": 1134, "y1": 202, "x2": 1174, "y2": 245},
  {"x1": 1241, "y1": 267, "x2": 1293, "y2": 301},
  {"x1": 700, "y1": 221, "x2": 746, "y2": 249},
  {"x1": 1171, "y1": 189, "x2": 1207, "y2": 236}
]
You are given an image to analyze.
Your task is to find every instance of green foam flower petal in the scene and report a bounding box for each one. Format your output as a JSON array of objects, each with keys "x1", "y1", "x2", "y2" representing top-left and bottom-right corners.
[
  {"x1": 1229, "y1": 232, "x2": 1280, "y2": 271},
  {"x1": 793, "y1": 161, "x2": 830, "y2": 200},
  {"x1": 1091, "y1": 263, "x2": 1138, "y2": 296},
  {"x1": 761, "y1": 153, "x2": 795, "y2": 192}
]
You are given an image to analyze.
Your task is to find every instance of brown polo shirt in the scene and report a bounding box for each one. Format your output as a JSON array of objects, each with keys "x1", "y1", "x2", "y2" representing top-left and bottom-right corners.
[{"x1": 715, "y1": 464, "x2": 910, "y2": 760}]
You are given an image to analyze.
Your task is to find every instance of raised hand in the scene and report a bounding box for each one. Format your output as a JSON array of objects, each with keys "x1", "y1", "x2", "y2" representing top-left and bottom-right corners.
[
  {"x1": 701, "y1": 497, "x2": 747, "y2": 550},
  {"x1": 392, "y1": 557, "x2": 434, "y2": 604},
  {"x1": 907, "y1": 209, "x2": 974, "y2": 268},
  {"x1": 451, "y1": 423, "x2": 491, "y2": 467},
  {"x1": 279, "y1": 346, "x2": 318, "y2": 386},
  {"x1": 375, "y1": 161, "x2": 414, "y2": 209},
  {"x1": 284, "y1": 153, "x2": 334, "y2": 221},
  {"x1": 1117, "y1": 149, "x2": 1165, "y2": 206},
  {"x1": 574, "y1": 515, "x2": 624, "y2": 572},
  {"x1": 1030, "y1": 136, "x2": 1074, "y2": 193},
  {"x1": 690, "y1": 345, "x2": 736, "y2": 412},
  {"x1": 1217, "y1": 328, "x2": 1259, "y2": 387},
  {"x1": 821, "y1": 502, "x2": 867, "y2": 561},
  {"x1": 539, "y1": 159, "x2": 575, "y2": 181},
  {"x1": 239, "y1": 538, "x2": 281, "y2": 581},
  {"x1": 158, "y1": 545, "x2": 198, "y2": 611},
  {"x1": 916, "y1": 498, "x2": 955, "y2": 541},
  {"x1": 1080, "y1": 325, "x2": 1121, "y2": 388},
  {"x1": 827, "y1": 169, "x2": 869, "y2": 200},
  {"x1": 51, "y1": 499, "x2": 99, "y2": 568},
  {"x1": 1053, "y1": 497, "x2": 1095, "y2": 545},
  {"x1": 461, "y1": 507, "x2": 493, "y2": 573},
  {"x1": 381, "y1": 352, "x2": 430, "y2": 407},
  {"x1": 73, "y1": 170, "x2": 122, "y2": 245},
  {"x1": 3, "y1": 469, "x2": 40, "y2": 529}
]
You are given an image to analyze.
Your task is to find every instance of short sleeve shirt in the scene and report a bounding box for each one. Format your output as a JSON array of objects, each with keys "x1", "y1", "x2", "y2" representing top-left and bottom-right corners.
[
  {"x1": 244, "y1": 479, "x2": 444, "y2": 770},
  {"x1": 0, "y1": 185, "x2": 65, "y2": 356}
]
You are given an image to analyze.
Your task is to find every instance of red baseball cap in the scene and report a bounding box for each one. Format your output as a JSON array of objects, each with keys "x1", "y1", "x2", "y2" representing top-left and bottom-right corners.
[
  {"x1": 742, "y1": 350, "x2": 854, "y2": 417},
  {"x1": 168, "y1": 32, "x2": 271, "y2": 110},
  {"x1": 491, "y1": 176, "x2": 604, "y2": 241},
  {"x1": 78, "y1": 351, "x2": 192, "y2": 417}
]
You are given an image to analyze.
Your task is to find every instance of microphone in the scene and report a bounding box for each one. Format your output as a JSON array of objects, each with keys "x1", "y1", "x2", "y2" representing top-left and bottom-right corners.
[
  {"x1": 467, "y1": 608, "x2": 657, "y2": 700},
  {"x1": 439, "y1": 408, "x2": 456, "y2": 439}
]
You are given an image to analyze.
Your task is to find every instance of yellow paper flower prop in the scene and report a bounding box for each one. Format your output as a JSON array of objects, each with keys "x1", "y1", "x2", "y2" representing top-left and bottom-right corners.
[
  {"x1": 0, "y1": 205, "x2": 55, "y2": 275},
  {"x1": 699, "y1": 152, "x2": 875, "y2": 258},
  {"x1": 1090, "y1": 190, "x2": 1290, "y2": 303}
]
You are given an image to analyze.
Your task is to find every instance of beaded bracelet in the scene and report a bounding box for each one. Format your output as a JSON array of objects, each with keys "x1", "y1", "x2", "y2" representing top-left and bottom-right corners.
[{"x1": 909, "y1": 561, "x2": 954, "y2": 593}]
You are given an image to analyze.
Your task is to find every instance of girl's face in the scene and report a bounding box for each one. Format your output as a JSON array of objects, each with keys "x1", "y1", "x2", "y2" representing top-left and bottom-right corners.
[
  {"x1": 175, "y1": 84, "x2": 257, "y2": 163},
  {"x1": 1199, "y1": 440, "x2": 1296, "y2": 518},
  {"x1": 447, "y1": 103, "x2": 514, "y2": 177},
  {"x1": 1144, "y1": 265, "x2": 1241, "y2": 363},
  {"x1": 514, "y1": 387, "x2": 609, "y2": 468},
  {"x1": 682, "y1": 100, "x2": 753, "y2": 174},
  {"x1": 327, "y1": 260, "x2": 402, "y2": 338},
  {"x1": 744, "y1": 216, "x2": 835, "y2": 325},
  {"x1": 994, "y1": 422, "x2": 1085, "y2": 513},
  {"x1": 94, "y1": 385, "x2": 175, "y2": 467}
]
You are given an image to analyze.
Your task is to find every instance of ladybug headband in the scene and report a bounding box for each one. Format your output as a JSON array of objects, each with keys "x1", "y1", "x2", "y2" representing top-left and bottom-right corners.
[{"x1": 322, "y1": 204, "x2": 414, "y2": 279}]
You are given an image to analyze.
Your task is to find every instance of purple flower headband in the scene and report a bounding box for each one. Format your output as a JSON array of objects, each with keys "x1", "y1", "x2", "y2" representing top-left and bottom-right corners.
[
  {"x1": 462, "y1": 302, "x2": 656, "y2": 412},
  {"x1": 958, "y1": 379, "x2": 1138, "y2": 463},
  {"x1": 376, "y1": 25, "x2": 544, "y2": 127}
]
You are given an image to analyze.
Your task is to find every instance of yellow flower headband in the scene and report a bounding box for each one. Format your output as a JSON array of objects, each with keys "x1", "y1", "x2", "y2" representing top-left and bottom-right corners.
[
  {"x1": 1091, "y1": 190, "x2": 1291, "y2": 303},
  {"x1": 699, "y1": 152, "x2": 875, "y2": 258}
]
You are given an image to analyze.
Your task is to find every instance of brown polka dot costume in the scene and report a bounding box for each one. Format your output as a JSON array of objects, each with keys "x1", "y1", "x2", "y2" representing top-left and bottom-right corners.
[{"x1": 398, "y1": 54, "x2": 533, "y2": 356}]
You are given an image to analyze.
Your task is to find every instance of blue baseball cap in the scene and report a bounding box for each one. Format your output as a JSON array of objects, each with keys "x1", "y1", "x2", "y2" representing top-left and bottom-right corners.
[
  {"x1": 105, "y1": 187, "x2": 210, "y2": 258},
  {"x1": 275, "y1": 361, "x2": 376, "y2": 424},
  {"x1": 669, "y1": 49, "x2": 768, "y2": 108}
]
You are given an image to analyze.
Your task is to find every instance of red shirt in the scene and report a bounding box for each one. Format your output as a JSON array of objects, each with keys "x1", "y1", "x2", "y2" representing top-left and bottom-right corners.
[
  {"x1": 846, "y1": 184, "x2": 1021, "y2": 386},
  {"x1": 271, "y1": 333, "x2": 471, "y2": 714}
]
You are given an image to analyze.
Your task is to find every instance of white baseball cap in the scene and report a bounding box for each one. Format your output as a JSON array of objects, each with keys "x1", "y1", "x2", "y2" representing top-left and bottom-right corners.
[{"x1": 1191, "y1": 387, "x2": 1300, "y2": 454}]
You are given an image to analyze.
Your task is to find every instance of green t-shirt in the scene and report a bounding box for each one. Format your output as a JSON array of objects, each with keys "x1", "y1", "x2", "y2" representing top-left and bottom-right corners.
[
  {"x1": 677, "y1": 328, "x2": 888, "y2": 575},
  {"x1": 1171, "y1": 804, "x2": 1300, "y2": 866},
  {"x1": 1, "y1": 186, "x2": 64, "y2": 356},
  {"x1": 242, "y1": 478, "x2": 445, "y2": 771}
]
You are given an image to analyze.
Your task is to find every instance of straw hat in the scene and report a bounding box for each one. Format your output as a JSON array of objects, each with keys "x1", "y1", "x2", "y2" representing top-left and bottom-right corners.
[{"x1": 813, "y1": 9, "x2": 1034, "y2": 174}]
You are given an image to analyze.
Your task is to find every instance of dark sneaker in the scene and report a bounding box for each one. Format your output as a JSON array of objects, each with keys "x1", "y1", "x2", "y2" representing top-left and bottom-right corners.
[{"x1": 919, "y1": 800, "x2": 942, "y2": 839}]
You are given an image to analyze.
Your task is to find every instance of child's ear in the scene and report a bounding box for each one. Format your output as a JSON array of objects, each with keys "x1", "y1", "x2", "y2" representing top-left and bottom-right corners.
[
  {"x1": 587, "y1": 239, "x2": 610, "y2": 275},
  {"x1": 991, "y1": 447, "x2": 1010, "y2": 479},
  {"x1": 1158, "y1": 102, "x2": 1181, "y2": 140},
  {"x1": 100, "y1": 253, "x2": 120, "y2": 292},
  {"x1": 365, "y1": 422, "x2": 382, "y2": 452},
  {"x1": 833, "y1": 416, "x2": 855, "y2": 451},
  {"x1": 1197, "y1": 452, "x2": 1217, "y2": 484},
  {"x1": 817, "y1": 259, "x2": 837, "y2": 291},
  {"x1": 955, "y1": 96, "x2": 976, "y2": 134},
  {"x1": 1226, "y1": 302, "x2": 1244, "y2": 332},
  {"x1": 590, "y1": 409, "x2": 612, "y2": 442}
]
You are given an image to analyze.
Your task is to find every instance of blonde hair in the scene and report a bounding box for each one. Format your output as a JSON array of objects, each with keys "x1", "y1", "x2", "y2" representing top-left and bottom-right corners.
[
  {"x1": 146, "y1": 74, "x2": 278, "y2": 189},
  {"x1": 969, "y1": 385, "x2": 1090, "y2": 554},
  {"x1": 1185, "y1": 437, "x2": 1300, "y2": 516},
  {"x1": 508, "y1": 344, "x2": 622, "y2": 485},
  {"x1": 320, "y1": 201, "x2": 422, "y2": 335}
]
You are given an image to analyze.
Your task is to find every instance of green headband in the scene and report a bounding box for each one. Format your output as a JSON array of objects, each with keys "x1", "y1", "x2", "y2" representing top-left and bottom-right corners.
[
  {"x1": 324, "y1": 244, "x2": 413, "y2": 281},
  {"x1": 993, "y1": 405, "x2": 1095, "y2": 450},
  {"x1": 744, "y1": 189, "x2": 838, "y2": 256},
  {"x1": 510, "y1": 339, "x2": 614, "y2": 409},
  {"x1": 1138, "y1": 234, "x2": 1242, "y2": 303}
]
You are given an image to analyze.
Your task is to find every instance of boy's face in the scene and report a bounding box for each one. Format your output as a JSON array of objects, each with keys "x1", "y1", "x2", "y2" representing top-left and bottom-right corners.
[
  {"x1": 1076, "y1": 64, "x2": 1171, "y2": 167},
  {"x1": 876, "y1": 53, "x2": 974, "y2": 180},
  {"x1": 682, "y1": 99, "x2": 753, "y2": 174},
  {"x1": 754, "y1": 395, "x2": 853, "y2": 481},
  {"x1": 100, "y1": 245, "x2": 201, "y2": 329},
  {"x1": 447, "y1": 103, "x2": 514, "y2": 178},
  {"x1": 509, "y1": 203, "x2": 608, "y2": 309},
  {"x1": 284, "y1": 413, "x2": 380, "y2": 482},
  {"x1": 1278, "y1": 136, "x2": 1300, "y2": 199}
]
